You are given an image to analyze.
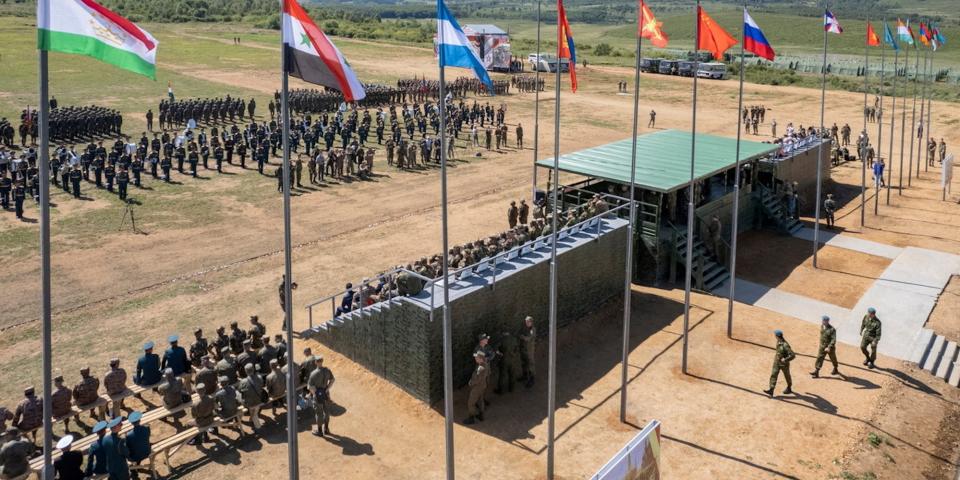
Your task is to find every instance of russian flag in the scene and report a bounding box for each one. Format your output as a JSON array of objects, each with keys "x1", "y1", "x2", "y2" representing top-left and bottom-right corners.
[{"x1": 743, "y1": 9, "x2": 775, "y2": 61}]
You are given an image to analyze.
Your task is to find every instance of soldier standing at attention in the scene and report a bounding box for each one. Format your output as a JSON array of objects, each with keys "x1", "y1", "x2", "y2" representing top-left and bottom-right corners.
[
  {"x1": 279, "y1": 274, "x2": 298, "y2": 330},
  {"x1": 495, "y1": 331, "x2": 521, "y2": 395},
  {"x1": 648, "y1": 110, "x2": 656, "y2": 128},
  {"x1": 823, "y1": 194, "x2": 837, "y2": 228},
  {"x1": 507, "y1": 201, "x2": 519, "y2": 228},
  {"x1": 295, "y1": 155, "x2": 303, "y2": 187},
  {"x1": 763, "y1": 330, "x2": 795, "y2": 397},
  {"x1": 308, "y1": 356, "x2": 335, "y2": 437},
  {"x1": 13, "y1": 180, "x2": 26, "y2": 219},
  {"x1": 518, "y1": 316, "x2": 536, "y2": 388},
  {"x1": 69, "y1": 165, "x2": 82, "y2": 198},
  {"x1": 116, "y1": 167, "x2": 129, "y2": 201},
  {"x1": 810, "y1": 315, "x2": 839, "y2": 378},
  {"x1": 860, "y1": 307, "x2": 882, "y2": 369},
  {"x1": 518, "y1": 199, "x2": 530, "y2": 225},
  {"x1": 516, "y1": 123, "x2": 523, "y2": 149},
  {"x1": 464, "y1": 352, "x2": 489, "y2": 425},
  {"x1": 134, "y1": 341, "x2": 162, "y2": 388}
]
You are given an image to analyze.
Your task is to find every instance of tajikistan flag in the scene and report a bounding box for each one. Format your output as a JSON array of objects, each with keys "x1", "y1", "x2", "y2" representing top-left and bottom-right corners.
[
  {"x1": 283, "y1": 0, "x2": 365, "y2": 102},
  {"x1": 38, "y1": 0, "x2": 158, "y2": 79}
]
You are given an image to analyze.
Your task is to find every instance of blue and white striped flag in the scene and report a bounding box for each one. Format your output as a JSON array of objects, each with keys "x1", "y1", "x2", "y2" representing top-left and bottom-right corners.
[{"x1": 436, "y1": 0, "x2": 493, "y2": 92}]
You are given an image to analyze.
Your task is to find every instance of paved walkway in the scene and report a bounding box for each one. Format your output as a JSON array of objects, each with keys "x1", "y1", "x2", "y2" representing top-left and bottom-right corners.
[{"x1": 715, "y1": 229, "x2": 960, "y2": 361}]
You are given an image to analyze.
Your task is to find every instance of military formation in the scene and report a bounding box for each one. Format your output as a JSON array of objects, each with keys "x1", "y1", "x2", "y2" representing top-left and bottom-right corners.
[
  {"x1": 286, "y1": 84, "x2": 400, "y2": 115},
  {"x1": 740, "y1": 104, "x2": 769, "y2": 135},
  {"x1": 511, "y1": 75, "x2": 545, "y2": 93},
  {"x1": 155, "y1": 96, "x2": 251, "y2": 131},
  {"x1": 0, "y1": 317, "x2": 338, "y2": 479},
  {"x1": 763, "y1": 307, "x2": 882, "y2": 397},
  {"x1": 14, "y1": 105, "x2": 123, "y2": 145}
]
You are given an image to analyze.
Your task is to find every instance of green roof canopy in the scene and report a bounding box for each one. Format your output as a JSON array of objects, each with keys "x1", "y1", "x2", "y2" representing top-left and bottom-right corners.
[{"x1": 536, "y1": 129, "x2": 779, "y2": 193}]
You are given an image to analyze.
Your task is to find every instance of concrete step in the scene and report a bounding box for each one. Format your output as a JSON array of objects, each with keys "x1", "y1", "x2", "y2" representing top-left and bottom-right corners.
[
  {"x1": 705, "y1": 273, "x2": 730, "y2": 291},
  {"x1": 921, "y1": 334, "x2": 947, "y2": 374},
  {"x1": 949, "y1": 358, "x2": 960, "y2": 387},
  {"x1": 935, "y1": 341, "x2": 958, "y2": 381},
  {"x1": 910, "y1": 329, "x2": 936, "y2": 364}
]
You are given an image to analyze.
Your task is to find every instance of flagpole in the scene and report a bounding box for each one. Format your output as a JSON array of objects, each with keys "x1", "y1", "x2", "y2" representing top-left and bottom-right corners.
[
  {"x1": 875, "y1": 23, "x2": 885, "y2": 216},
  {"x1": 681, "y1": 0, "x2": 700, "y2": 374},
  {"x1": 887, "y1": 48, "x2": 897, "y2": 205},
  {"x1": 898, "y1": 41, "x2": 909, "y2": 196},
  {"x1": 38, "y1": 47, "x2": 54, "y2": 480},
  {"x1": 925, "y1": 47, "x2": 933, "y2": 174},
  {"x1": 278, "y1": 2, "x2": 299, "y2": 477},
  {"x1": 727, "y1": 3, "x2": 746, "y2": 338},
  {"x1": 907, "y1": 37, "x2": 919, "y2": 186},
  {"x1": 531, "y1": 0, "x2": 542, "y2": 200},
  {"x1": 861, "y1": 21, "x2": 869, "y2": 227},
  {"x1": 813, "y1": 3, "x2": 829, "y2": 269},
  {"x1": 918, "y1": 46, "x2": 928, "y2": 175},
  {"x1": 619, "y1": 0, "x2": 643, "y2": 424},
  {"x1": 436, "y1": 3, "x2": 455, "y2": 478}
]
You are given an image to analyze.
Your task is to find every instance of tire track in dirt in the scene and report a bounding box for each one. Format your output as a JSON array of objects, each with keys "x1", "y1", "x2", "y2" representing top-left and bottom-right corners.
[{"x1": 0, "y1": 177, "x2": 527, "y2": 333}]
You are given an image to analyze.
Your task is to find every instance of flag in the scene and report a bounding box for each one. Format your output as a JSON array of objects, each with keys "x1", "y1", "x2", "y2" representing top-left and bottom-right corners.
[
  {"x1": 743, "y1": 9, "x2": 775, "y2": 61},
  {"x1": 824, "y1": 10, "x2": 843, "y2": 34},
  {"x1": 933, "y1": 24, "x2": 946, "y2": 46},
  {"x1": 897, "y1": 19, "x2": 914, "y2": 45},
  {"x1": 884, "y1": 21, "x2": 899, "y2": 51},
  {"x1": 283, "y1": 0, "x2": 365, "y2": 101},
  {"x1": 436, "y1": 0, "x2": 493, "y2": 93},
  {"x1": 866, "y1": 22, "x2": 880, "y2": 47},
  {"x1": 557, "y1": 0, "x2": 577, "y2": 92},
  {"x1": 37, "y1": 0, "x2": 158, "y2": 79},
  {"x1": 697, "y1": 6, "x2": 737, "y2": 61},
  {"x1": 639, "y1": 0, "x2": 668, "y2": 48},
  {"x1": 918, "y1": 22, "x2": 932, "y2": 47}
]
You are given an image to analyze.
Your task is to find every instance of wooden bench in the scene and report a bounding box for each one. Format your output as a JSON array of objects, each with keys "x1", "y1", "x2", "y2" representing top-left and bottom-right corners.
[{"x1": 145, "y1": 420, "x2": 225, "y2": 479}]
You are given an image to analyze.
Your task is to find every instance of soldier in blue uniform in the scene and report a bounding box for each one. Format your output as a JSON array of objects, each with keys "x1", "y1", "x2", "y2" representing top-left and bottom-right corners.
[
  {"x1": 134, "y1": 341, "x2": 161, "y2": 387},
  {"x1": 161, "y1": 335, "x2": 190, "y2": 391},
  {"x1": 102, "y1": 417, "x2": 130, "y2": 480},
  {"x1": 124, "y1": 411, "x2": 151, "y2": 471},
  {"x1": 85, "y1": 421, "x2": 109, "y2": 477}
]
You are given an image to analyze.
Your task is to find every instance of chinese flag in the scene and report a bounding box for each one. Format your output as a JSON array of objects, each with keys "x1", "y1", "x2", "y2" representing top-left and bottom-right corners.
[
  {"x1": 866, "y1": 22, "x2": 881, "y2": 46},
  {"x1": 697, "y1": 6, "x2": 737, "y2": 60},
  {"x1": 639, "y1": 0, "x2": 669, "y2": 48}
]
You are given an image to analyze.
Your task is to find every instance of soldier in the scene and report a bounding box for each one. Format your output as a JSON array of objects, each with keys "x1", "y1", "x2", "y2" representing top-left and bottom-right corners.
[
  {"x1": 146, "y1": 109, "x2": 153, "y2": 131},
  {"x1": 236, "y1": 340, "x2": 258, "y2": 377},
  {"x1": 53, "y1": 435, "x2": 84, "y2": 480},
  {"x1": 101, "y1": 417, "x2": 130, "y2": 480},
  {"x1": 939, "y1": 138, "x2": 947, "y2": 164},
  {"x1": 116, "y1": 167, "x2": 129, "y2": 201},
  {"x1": 123, "y1": 411, "x2": 150, "y2": 468},
  {"x1": 212, "y1": 326, "x2": 230, "y2": 361},
  {"x1": 162, "y1": 334, "x2": 191, "y2": 392},
  {"x1": 158, "y1": 368, "x2": 187, "y2": 410},
  {"x1": 68, "y1": 164, "x2": 81, "y2": 199},
  {"x1": 518, "y1": 199, "x2": 530, "y2": 225},
  {"x1": 860, "y1": 307, "x2": 882, "y2": 369},
  {"x1": 85, "y1": 421, "x2": 108, "y2": 478},
  {"x1": 648, "y1": 110, "x2": 656, "y2": 128},
  {"x1": 0, "y1": 172, "x2": 11, "y2": 210},
  {"x1": 307, "y1": 356, "x2": 335, "y2": 436},
  {"x1": 103, "y1": 358, "x2": 128, "y2": 417},
  {"x1": 463, "y1": 351, "x2": 489, "y2": 425},
  {"x1": 214, "y1": 144, "x2": 224, "y2": 173},
  {"x1": 214, "y1": 376, "x2": 240, "y2": 425},
  {"x1": 518, "y1": 316, "x2": 536, "y2": 387},
  {"x1": 237, "y1": 364, "x2": 265, "y2": 430},
  {"x1": 72, "y1": 367, "x2": 102, "y2": 421},
  {"x1": 295, "y1": 155, "x2": 303, "y2": 187},
  {"x1": 50, "y1": 376, "x2": 73, "y2": 427},
  {"x1": 258, "y1": 336, "x2": 278, "y2": 374},
  {"x1": 516, "y1": 123, "x2": 523, "y2": 149},
  {"x1": 13, "y1": 387, "x2": 43, "y2": 440},
  {"x1": 189, "y1": 383, "x2": 216, "y2": 444},
  {"x1": 307, "y1": 153, "x2": 317, "y2": 184},
  {"x1": 265, "y1": 359, "x2": 287, "y2": 415},
  {"x1": 0, "y1": 427, "x2": 34, "y2": 479},
  {"x1": 228, "y1": 321, "x2": 246, "y2": 355},
  {"x1": 810, "y1": 315, "x2": 839, "y2": 378},
  {"x1": 707, "y1": 214, "x2": 722, "y2": 260},
  {"x1": 763, "y1": 330, "x2": 795, "y2": 396},
  {"x1": 216, "y1": 348, "x2": 237, "y2": 385},
  {"x1": 299, "y1": 347, "x2": 318, "y2": 401},
  {"x1": 134, "y1": 341, "x2": 162, "y2": 388},
  {"x1": 279, "y1": 275, "x2": 299, "y2": 330},
  {"x1": 823, "y1": 193, "x2": 837, "y2": 228},
  {"x1": 495, "y1": 331, "x2": 521, "y2": 395},
  {"x1": 12, "y1": 180, "x2": 25, "y2": 219},
  {"x1": 507, "y1": 201, "x2": 518, "y2": 228},
  {"x1": 189, "y1": 327, "x2": 209, "y2": 370}
]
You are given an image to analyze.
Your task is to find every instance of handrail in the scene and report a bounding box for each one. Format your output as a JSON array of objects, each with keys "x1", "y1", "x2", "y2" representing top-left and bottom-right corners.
[{"x1": 304, "y1": 266, "x2": 433, "y2": 310}]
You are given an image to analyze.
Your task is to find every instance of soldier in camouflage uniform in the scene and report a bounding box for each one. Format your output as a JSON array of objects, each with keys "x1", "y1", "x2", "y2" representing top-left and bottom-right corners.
[
  {"x1": 103, "y1": 359, "x2": 129, "y2": 417},
  {"x1": 518, "y1": 316, "x2": 536, "y2": 388},
  {"x1": 13, "y1": 387, "x2": 43, "y2": 440},
  {"x1": 307, "y1": 356, "x2": 335, "y2": 437},
  {"x1": 51, "y1": 376, "x2": 74, "y2": 427},
  {"x1": 810, "y1": 316, "x2": 839, "y2": 378},
  {"x1": 860, "y1": 307, "x2": 882, "y2": 369},
  {"x1": 72, "y1": 367, "x2": 103, "y2": 421},
  {"x1": 763, "y1": 330, "x2": 795, "y2": 397},
  {"x1": 464, "y1": 351, "x2": 489, "y2": 425}
]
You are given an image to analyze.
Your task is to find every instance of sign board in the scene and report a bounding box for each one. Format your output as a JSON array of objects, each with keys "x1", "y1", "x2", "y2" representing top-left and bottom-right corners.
[{"x1": 591, "y1": 420, "x2": 662, "y2": 480}]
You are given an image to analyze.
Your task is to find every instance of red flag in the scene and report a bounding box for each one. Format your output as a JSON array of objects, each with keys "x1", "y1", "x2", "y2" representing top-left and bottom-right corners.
[
  {"x1": 557, "y1": 0, "x2": 577, "y2": 93},
  {"x1": 866, "y1": 22, "x2": 881, "y2": 46},
  {"x1": 697, "y1": 6, "x2": 737, "y2": 61},
  {"x1": 639, "y1": 0, "x2": 669, "y2": 48}
]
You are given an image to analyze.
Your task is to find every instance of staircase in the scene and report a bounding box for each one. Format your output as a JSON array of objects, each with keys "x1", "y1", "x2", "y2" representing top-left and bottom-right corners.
[
  {"x1": 756, "y1": 187, "x2": 804, "y2": 235},
  {"x1": 911, "y1": 330, "x2": 960, "y2": 388},
  {"x1": 673, "y1": 227, "x2": 730, "y2": 292}
]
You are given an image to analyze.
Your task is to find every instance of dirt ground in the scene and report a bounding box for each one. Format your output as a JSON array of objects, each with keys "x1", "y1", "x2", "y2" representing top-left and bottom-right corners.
[
  {"x1": 927, "y1": 276, "x2": 960, "y2": 344},
  {"x1": 2, "y1": 32, "x2": 960, "y2": 479}
]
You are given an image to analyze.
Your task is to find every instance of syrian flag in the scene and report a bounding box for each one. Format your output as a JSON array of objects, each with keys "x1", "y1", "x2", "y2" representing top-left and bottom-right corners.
[
  {"x1": 37, "y1": 0, "x2": 158, "y2": 79},
  {"x1": 282, "y1": 0, "x2": 365, "y2": 102}
]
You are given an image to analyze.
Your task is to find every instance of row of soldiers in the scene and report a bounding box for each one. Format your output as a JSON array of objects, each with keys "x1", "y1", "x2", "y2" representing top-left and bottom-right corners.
[
  {"x1": 511, "y1": 75, "x2": 545, "y2": 93},
  {"x1": 742, "y1": 105, "x2": 768, "y2": 125},
  {"x1": 154, "y1": 96, "x2": 252, "y2": 131},
  {"x1": 15, "y1": 106, "x2": 123, "y2": 145},
  {"x1": 284, "y1": 84, "x2": 399, "y2": 115}
]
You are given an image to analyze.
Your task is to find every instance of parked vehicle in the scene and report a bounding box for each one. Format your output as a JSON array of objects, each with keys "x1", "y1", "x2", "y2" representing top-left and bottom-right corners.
[
  {"x1": 658, "y1": 60, "x2": 678, "y2": 75},
  {"x1": 696, "y1": 62, "x2": 728, "y2": 80},
  {"x1": 528, "y1": 53, "x2": 570, "y2": 73},
  {"x1": 639, "y1": 58, "x2": 660, "y2": 73},
  {"x1": 677, "y1": 61, "x2": 695, "y2": 77}
]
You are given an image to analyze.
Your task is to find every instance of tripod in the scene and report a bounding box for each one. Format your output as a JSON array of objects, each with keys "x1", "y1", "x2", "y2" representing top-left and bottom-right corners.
[{"x1": 118, "y1": 201, "x2": 140, "y2": 234}]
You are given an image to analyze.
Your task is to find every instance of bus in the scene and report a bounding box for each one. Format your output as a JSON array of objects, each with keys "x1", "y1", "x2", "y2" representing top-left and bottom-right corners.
[
  {"x1": 658, "y1": 60, "x2": 678, "y2": 75},
  {"x1": 639, "y1": 58, "x2": 660, "y2": 73},
  {"x1": 696, "y1": 62, "x2": 728, "y2": 80}
]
